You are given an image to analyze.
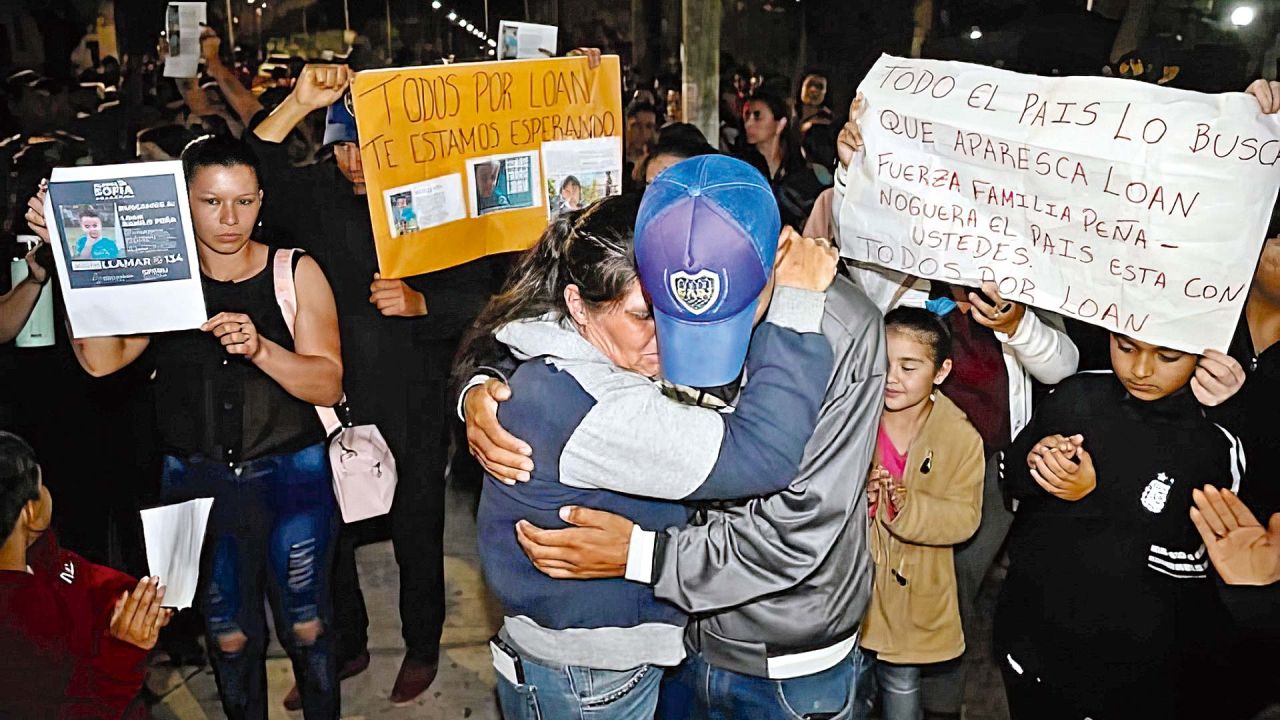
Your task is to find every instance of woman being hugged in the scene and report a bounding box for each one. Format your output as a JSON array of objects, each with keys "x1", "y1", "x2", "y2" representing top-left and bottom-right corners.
[
  {"x1": 457, "y1": 191, "x2": 837, "y2": 720},
  {"x1": 26, "y1": 134, "x2": 343, "y2": 719}
]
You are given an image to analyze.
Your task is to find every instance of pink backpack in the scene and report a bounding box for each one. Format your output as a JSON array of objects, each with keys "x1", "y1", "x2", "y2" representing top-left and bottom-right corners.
[{"x1": 272, "y1": 248, "x2": 398, "y2": 523}]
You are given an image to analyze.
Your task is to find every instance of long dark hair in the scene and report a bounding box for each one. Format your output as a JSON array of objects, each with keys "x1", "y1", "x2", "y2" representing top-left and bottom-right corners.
[
  {"x1": 746, "y1": 90, "x2": 805, "y2": 177},
  {"x1": 452, "y1": 193, "x2": 642, "y2": 390}
]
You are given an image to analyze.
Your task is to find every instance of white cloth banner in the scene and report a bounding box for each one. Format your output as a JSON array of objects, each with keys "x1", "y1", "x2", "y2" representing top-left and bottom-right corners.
[
  {"x1": 44, "y1": 161, "x2": 206, "y2": 337},
  {"x1": 840, "y1": 53, "x2": 1280, "y2": 353}
]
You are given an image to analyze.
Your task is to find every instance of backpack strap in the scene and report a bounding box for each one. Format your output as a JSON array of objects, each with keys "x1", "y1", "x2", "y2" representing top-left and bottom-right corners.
[
  {"x1": 271, "y1": 248, "x2": 344, "y2": 436},
  {"x1": 272, "y1": 248, "x2": 300, "y2": 337}
]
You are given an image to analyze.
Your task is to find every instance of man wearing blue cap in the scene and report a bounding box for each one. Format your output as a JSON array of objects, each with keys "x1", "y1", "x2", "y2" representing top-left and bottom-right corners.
[
  {"x1": 251, "y1": 64, "x2": 493, "y2": 707},
  {"x1": 463, "y1": 155, "x2": 887, "y2": 718}
]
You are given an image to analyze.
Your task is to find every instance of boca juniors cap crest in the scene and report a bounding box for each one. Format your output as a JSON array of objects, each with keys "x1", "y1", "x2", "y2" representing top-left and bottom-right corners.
[{"x1": 635, "y1": 155, "x2": 781, "y2": 387}]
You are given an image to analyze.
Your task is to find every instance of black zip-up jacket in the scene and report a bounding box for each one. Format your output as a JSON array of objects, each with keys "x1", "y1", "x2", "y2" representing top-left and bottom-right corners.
[{"x1": 995, "y1": 371, "x2": 1245, "y2": 719}]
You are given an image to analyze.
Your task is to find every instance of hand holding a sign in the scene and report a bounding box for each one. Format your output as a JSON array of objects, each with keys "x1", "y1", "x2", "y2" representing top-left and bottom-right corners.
[
  {"x1": 23, "y1": 183, "x2": 49, "y2": 244},
  {"x1": 199, "y1": 24, "x2": 222, "y2": 70},
  {"x1": 1190, "y1": 485, "x2": 1280, "y2": 586},
  {"x1": 1190, "y1": 349, "x2": 1246, "y2": 407},
  {"x1": 1247, "y1": 79, "x2": 1280, "y2": 114},
  {"x1": 968, "y1": 281, "x2": 1027, "y2": 336},
  {"x1": 566, "y1": 47, "x2": 602, "y2": 70},
  {"x1": 369, "y1": 273, "x2": 427, "y2": 317},
  {"x1": 1028, "y1": 434, "x2": 1096, "y2": 501},
  {"x1": 20, "y1": 182, "x2": 56, "y2": 284},
  {"x1": 202, "y1": 312, "x2": 261, "y2": 359},
  {"x1": 836, "y1": 94, "x2": 866, "y2": 170}
]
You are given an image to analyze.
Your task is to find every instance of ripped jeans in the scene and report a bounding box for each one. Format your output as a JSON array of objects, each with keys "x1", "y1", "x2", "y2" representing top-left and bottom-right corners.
[{"x1": 161, "y1": 444, "x2": 338, "y2": 720}]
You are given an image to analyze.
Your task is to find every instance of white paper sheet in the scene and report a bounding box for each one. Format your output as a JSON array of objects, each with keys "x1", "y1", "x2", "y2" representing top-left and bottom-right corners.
[
  {"x1": 839, "y1": 54, "x2": 1280, "y2": 353},
  {"x1": 162, "y1": 2, "x2": 208, "y2": 79},
  {"x1": 497, "y1": 21, "x2": 558, "y2": 60},
  {"x1": 141, "y1": 498, "x2": 213, "y2": 610},
  {"x1": 44, "y1": 161, "x2": 207, "y2": 337}
]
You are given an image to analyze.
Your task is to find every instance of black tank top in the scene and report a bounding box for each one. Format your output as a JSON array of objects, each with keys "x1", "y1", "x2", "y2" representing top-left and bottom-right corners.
[{"x1": 151, "y1": 248, "x2": 325, "y2": 462}]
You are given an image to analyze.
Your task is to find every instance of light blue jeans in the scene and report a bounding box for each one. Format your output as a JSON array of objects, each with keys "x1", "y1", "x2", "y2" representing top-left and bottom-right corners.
[
  {"x1": 658, "y1": 645, "x2": 868, "y2": 720},
  {"x1": 495, "y1": 652, "x2": 663, "y2": 720},
  {"x1": 853, "y1": 650, "x2": 922, "y2": 720}
]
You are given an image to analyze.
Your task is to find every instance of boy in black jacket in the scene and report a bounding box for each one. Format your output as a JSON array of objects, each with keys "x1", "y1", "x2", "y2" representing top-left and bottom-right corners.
[{"x1": 995, "y1": 333, "x2": 1246, "y2": 720}]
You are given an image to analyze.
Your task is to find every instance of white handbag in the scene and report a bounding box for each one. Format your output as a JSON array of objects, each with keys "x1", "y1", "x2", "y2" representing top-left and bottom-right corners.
[{"x1": 272, "y1": 248, "x2": 398, "y2": 523}]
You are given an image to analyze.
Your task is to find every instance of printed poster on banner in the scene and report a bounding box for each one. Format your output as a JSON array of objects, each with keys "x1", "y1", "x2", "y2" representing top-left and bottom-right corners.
[
  {"x1": 44, "y1": 161, "x2": 206, "y2": 337},
  {"x1": 351, "y1": 55, "x2": 623, "y2": 278},
  {"x1": 466, "y1": 151, "x2": 541, "y2": 217},
  {"x1": 841, "y1": 54, "x2": 1280, "y2": 354},
  {"x1": 543, "y1": 137, "x2": 622, "y2": 218},
  {"x1": 384, "y1": 175, "x2": 466, "y2": 238}
]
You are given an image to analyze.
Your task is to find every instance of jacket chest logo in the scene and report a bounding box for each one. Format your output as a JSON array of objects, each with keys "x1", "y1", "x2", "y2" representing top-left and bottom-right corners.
[
  {"x1": 60, "y1": 560, "x2": 75, "y2": 584},
  {"x1": 669, "y1": 270, "x2": 720, "y2": 315},
  {"x1": 1140, "y1": 472, "x2": 1175, "y2": 514}
]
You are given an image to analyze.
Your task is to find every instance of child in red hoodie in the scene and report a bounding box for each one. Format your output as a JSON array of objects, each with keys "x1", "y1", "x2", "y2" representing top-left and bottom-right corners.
[{"x1": 0, "y1": 431, "x2": 171, "y2": 719}]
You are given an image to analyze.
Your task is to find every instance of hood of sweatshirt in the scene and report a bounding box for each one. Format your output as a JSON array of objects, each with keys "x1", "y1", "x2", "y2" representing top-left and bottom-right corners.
[{"x1": 496, "y1": 313, "x2": 612, "y2": 366}]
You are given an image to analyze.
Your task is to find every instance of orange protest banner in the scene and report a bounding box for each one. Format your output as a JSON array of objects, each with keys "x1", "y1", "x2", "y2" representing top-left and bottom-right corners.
[{"x1": 351, "y1": 56, "x2": 623, "y2": 278}]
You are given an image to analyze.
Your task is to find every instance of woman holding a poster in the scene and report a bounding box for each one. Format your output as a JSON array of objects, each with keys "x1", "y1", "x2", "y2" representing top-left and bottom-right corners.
[{"x1": 25, "y1": 135, "x2": 344, "y2": 719}]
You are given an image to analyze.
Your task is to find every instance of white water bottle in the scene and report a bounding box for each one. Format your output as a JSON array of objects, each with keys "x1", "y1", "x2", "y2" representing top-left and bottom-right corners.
[{"x1": 11, "y1": 235, "x2": 54, "y2": 348}]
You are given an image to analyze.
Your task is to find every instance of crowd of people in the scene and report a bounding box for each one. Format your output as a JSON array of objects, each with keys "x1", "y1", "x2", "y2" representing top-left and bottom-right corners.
[{"x1": 0, "y1": 16, "x2": 1278, "y2": 720}]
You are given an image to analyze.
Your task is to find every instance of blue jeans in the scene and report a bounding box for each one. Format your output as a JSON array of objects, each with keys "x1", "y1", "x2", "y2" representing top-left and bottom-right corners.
[
  {"x1": 853, "y1": 651, "x2": 922, "y2": 720},
  {"x1": 161, "y1": 444, "x2": 338, "y2": 720},
  {"x1": 657, "y1": 646, "x2": 868, "y2": 720},
  {"x1": 494, "y1": 652, "x2": 663, "y2": 720}
]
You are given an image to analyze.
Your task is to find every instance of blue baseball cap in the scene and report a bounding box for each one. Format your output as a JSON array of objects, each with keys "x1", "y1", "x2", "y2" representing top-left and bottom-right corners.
[
  {"x1": 635, "y1": 155, "x2": 781, "y2": 387},
  {"x1": 322, "y1": 92, "x2": 358, "y2": 146}
]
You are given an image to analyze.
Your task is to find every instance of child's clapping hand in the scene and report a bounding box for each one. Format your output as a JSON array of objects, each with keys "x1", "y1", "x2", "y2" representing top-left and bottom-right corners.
[
  {"x1": 867, "y1": 465, "x2": 890, "y2": 506},
  {"x1": 888, "y1": 474, "x2": 907, "y2": 511}
]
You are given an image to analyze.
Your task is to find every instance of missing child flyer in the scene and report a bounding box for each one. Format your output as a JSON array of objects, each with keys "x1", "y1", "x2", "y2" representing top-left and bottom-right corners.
[
  {"x1": 466, "y1": 151, "x2": 542, "y2": 217},
  {"x1": 384, "y1": 174, "x2": 467, "y2": 238},
  {"x1": 542, "y1": 137, "x2": 622, "y2": 218},
  {"x1": 44, "y1": 161, "x2": 206, "y2": 337}
]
